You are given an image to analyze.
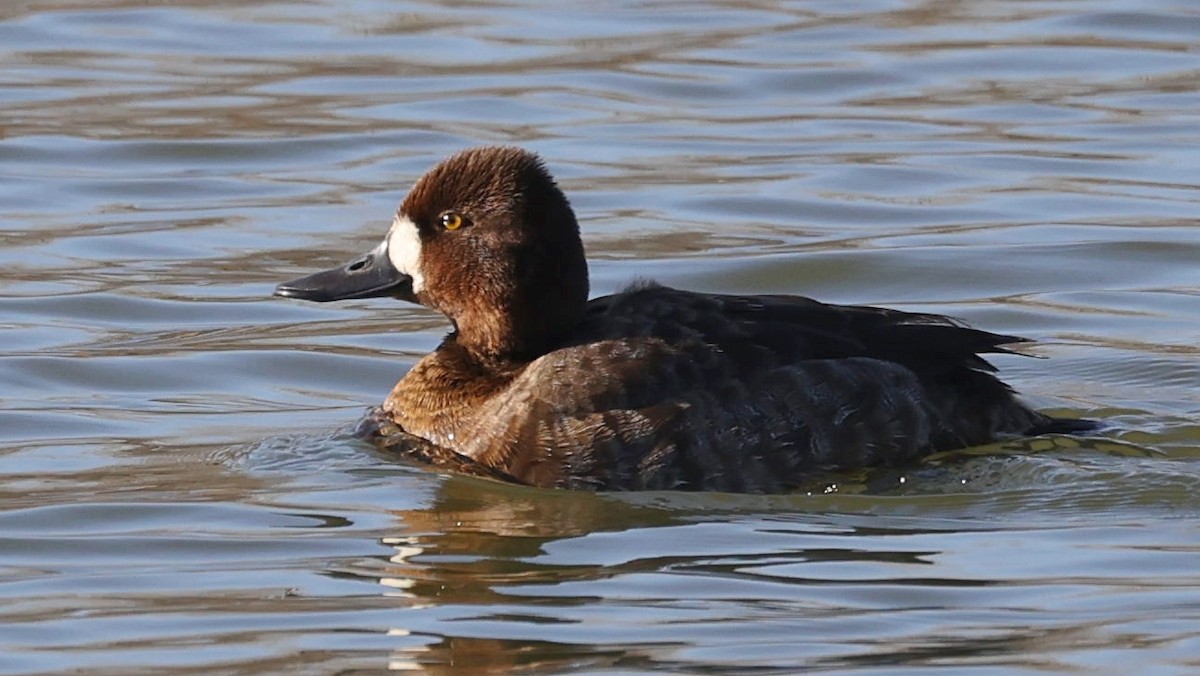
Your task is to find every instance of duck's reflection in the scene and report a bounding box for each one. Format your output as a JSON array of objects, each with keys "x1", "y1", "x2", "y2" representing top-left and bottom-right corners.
[
  {"x1": 359, "y1": 460, "x2": 1148, "y2": 673},
  {"x1": 369, "y1": 474, "x2": 682, "y2": 672}
]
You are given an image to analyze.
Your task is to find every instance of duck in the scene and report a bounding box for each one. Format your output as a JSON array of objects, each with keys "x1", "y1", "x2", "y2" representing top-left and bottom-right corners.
[{"x1": 274, "y1": 146, "x2": 1092, "y2": 493}]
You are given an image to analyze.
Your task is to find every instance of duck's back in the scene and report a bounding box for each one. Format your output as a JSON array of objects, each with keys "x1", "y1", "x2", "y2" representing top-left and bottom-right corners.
[{"x1": 446, "y1": 283, "x2": 1064, "y2": 492}]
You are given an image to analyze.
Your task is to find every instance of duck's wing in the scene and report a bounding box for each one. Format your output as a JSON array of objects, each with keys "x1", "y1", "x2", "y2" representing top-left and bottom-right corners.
[
  {"x1": 466, "y1": 333, "x2": 952, "y2": 491},
  {"x1": 581, "y1": 282, "x2": 1029, "y2": 375},
  {"x1": 721, "y1": 292, "x2": 1031, "y2": 375},
  {"x1": 580, "y1": 284, "x2": 1083, "y2": 454},
  {"x1": 687, "y1": 289, "x2": 1095, "y2": 442}
]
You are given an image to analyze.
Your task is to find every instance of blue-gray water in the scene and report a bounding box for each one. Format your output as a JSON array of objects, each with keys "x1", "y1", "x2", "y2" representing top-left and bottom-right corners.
[{"x1": 2, "y1": 1, "x2": 1199, "y2": 673}]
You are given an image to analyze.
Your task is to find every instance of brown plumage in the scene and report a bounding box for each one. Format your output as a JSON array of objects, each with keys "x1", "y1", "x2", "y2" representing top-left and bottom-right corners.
[{"x1": 276, "y1": 146, "x2": 1092, "y2": 492}]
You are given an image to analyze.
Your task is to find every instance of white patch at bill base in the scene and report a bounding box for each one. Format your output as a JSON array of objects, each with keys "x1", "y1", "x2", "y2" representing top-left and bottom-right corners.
[{"x1": 386, "y1": 214, "x2": 425, "y2": 292}]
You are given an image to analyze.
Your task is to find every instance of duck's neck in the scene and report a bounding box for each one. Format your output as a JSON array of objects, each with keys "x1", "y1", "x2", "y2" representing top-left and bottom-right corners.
[{"x1": 452, "y1": 301, "x2": 583, "y2": 365}]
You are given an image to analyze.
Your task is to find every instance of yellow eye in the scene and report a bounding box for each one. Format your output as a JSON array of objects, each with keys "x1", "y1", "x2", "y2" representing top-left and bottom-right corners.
[{"x1": 440, "y1": 211, "x2": 464, "y2": 231}]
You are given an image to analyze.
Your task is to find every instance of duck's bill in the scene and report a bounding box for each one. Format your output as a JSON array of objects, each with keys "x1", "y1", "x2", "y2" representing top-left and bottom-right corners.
[{"x1": 274, "y1": 243, "x2": 413, "y2": 303}]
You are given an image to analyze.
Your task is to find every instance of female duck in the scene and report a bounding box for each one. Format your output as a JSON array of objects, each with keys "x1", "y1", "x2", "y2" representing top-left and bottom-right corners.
[{"x1": 275, "y1": 146, "x2": 1089, "y2": 492}]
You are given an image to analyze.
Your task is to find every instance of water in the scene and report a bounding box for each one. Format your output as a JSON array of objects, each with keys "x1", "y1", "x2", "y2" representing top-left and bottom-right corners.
[{"x1": 2, "y1": 0, "x2": 1199, "y2": 672}]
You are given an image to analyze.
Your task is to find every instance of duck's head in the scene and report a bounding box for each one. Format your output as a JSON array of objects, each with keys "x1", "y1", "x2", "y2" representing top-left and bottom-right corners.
[{"x1": 275, "y1": 146, "x2": 590, "y2": 362}]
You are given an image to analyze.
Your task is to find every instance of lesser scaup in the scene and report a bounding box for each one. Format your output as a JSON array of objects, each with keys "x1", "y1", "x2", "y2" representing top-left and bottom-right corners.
[{"x1": 275, "y1": 146, "x2": 1091, "y2": 492}]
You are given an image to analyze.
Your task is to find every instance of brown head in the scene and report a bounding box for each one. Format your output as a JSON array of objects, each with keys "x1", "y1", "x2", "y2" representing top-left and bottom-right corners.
[{"x1": 275, "y1": 146, "x2": 590, "y2": 363}]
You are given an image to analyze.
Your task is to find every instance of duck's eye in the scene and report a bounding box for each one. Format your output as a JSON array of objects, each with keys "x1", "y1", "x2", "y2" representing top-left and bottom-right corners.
[{"x1": 439, "y1": 211, "x2": 464, "y2": 231}]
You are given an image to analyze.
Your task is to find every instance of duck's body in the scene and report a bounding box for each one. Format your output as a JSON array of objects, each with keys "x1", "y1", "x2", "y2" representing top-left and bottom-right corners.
[{"x1": 276, "y1": 146, "x2": 1090, "y2": 492}]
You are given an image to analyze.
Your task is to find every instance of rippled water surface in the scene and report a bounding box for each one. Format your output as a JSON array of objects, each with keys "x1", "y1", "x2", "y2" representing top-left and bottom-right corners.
[{"x1": 3, "y1": 0, "x2": 1200, "y2": 672}]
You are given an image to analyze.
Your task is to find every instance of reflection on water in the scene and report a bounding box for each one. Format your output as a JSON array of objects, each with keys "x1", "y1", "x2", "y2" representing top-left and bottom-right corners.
[
  {"x1": 366, "y1": 473, "x2": 1200, "y2": 672},
  {"x1": 2, "y1": 0, "x2": 1199, "y2": 672}
]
